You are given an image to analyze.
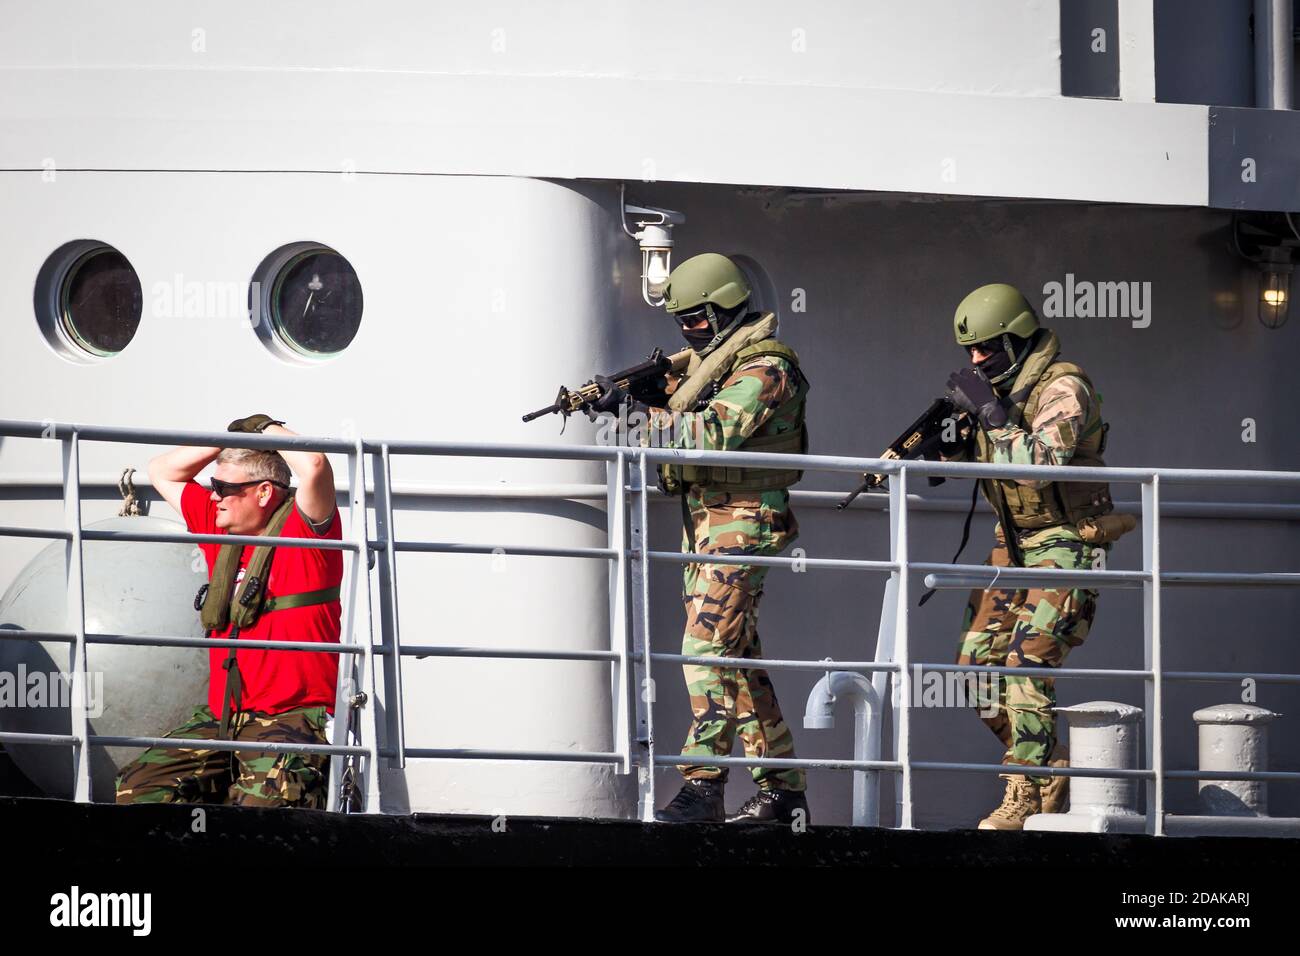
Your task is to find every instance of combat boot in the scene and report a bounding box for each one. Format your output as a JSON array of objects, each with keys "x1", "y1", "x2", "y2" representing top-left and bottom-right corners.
[
  {"x1": 1040, "y1": 744, "x2": 1070, "y2": 814},
  {"x1": 977, "y1": 773, "x2": 1041, "y2": 830},
  {"x1": 726, "y1": 787, "x2": 810, "y2": 825},
  {"x1": 655, "y1": 778, "x2": 725, "y2": 823}
]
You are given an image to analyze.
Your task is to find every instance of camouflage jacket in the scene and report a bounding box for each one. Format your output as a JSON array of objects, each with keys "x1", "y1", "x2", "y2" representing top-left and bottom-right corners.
[
  {"x1": 648, "y1": 353, "x2": 807, "y2": 552},
  {"x1": 649, "y1": 353, "x2": 807, "y2": 456},
  {"x1": 984, "y1": 374, "x2": 1097, "y2": 489}
]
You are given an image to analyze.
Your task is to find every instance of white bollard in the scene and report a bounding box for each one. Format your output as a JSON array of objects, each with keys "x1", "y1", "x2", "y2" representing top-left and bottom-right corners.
[
  {"x1": 1055, "y1": 701, "x2": 1144, "y2": 815},
  {"x1": 1193, "y1": 704, "x2": 1278, "y2": 816},
  {"x1": 1024, "y1": 701, "x2": 1145, "y2": 833}
]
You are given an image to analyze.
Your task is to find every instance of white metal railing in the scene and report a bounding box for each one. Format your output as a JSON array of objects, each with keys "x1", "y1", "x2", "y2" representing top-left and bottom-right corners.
[{"x1": 1, "y1": 418, "x2": 1299, "y2": 832}]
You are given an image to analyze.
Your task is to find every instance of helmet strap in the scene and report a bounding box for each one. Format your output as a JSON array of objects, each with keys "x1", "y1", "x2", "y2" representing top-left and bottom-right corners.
[
  {"x1": 986, "y1": 331, "x2": 1035, "y2": 387},
  {"x1": 689, "y1": 302, "x2": 748, "y2": 357}
]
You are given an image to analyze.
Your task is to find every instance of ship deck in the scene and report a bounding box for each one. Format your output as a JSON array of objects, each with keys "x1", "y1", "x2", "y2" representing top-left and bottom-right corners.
[{"x1": 4, "y1": 795, "x2": 1296, "y2": 868}]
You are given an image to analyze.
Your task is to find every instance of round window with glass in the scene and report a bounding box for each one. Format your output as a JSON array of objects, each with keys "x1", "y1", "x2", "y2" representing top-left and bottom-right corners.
[
  {"x1": 35, "y1": 241, "x2": 143, "y2": 361},
  {"x1": 252, "y1": 243, "x2": 363, "y2": 360}
]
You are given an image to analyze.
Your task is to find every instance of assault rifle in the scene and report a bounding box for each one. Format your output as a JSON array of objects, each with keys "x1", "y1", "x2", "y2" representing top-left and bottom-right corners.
[
  {"x1": 837, "y1": 397, "x2": 972, "y2": 509},
  {"x1": 843, "y1": 396, "x2": 999, "y2": 605},
  {"x1": 523, "y1": 347, "x2": 693, "y2": 425}
]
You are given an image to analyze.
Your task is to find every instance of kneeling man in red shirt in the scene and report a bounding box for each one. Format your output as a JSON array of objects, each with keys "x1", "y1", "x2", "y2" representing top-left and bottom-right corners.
[{"x1": 116, "y1": 414, "x2": 342, "y2": 809}]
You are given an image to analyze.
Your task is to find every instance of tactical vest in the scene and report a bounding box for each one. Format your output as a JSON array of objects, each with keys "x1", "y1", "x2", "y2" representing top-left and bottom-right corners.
[
  {"x1": 974, "y1": 331, "x2": 1112, "y2": 530},
  {"x1": 198, "y1": 494, "x2": 340, "y2": 633},
  {"x1": 657, "y1": 316, "x2": 808, "y2": 496}
]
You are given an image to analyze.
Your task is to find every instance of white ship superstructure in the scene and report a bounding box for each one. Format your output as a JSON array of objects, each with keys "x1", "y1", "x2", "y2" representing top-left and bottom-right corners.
[{"x1": 0, "y1": 1, "x2": 1297, "y2": 831}]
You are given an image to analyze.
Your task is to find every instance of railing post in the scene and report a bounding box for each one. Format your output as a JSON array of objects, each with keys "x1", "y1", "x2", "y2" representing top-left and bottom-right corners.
[
  {"x1": 609, "y1": 452, "x2": 635, "y2": 775},
  {"x1": 629, "y1": 452, "x2": 656, "y2": 820},
  {"x1": 373, "y1": 444, "x2": 406, "y2": 769},
  {"x1": 61, "y1": 430, "x2": 92, "y2": 802},
  {"x1": 328, "y1": 439, "x2": 383, "y2": 812},
  {"x1": 1142, "y1": 474, "x2": 1164, "y2": 835},
  {"x1": 889, "y1": 466, "x2": 913, "y2": 829},
  {"x1": 869, "y1": 576, "x2": 899, "y2": 827}
]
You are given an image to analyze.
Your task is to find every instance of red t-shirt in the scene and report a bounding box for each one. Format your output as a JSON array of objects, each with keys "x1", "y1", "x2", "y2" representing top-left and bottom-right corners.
[{"x1": 181, "y1": 481, "x2": 343, "y2": 717}]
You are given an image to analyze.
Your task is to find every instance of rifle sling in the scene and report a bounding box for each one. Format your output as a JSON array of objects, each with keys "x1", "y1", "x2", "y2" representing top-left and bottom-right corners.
[
  {"x1": 918, "y1": 481, "x2": 981, "y2": 608},
  {"x1": 681, "y1": 495, "x2": 696, "y2": 560}
]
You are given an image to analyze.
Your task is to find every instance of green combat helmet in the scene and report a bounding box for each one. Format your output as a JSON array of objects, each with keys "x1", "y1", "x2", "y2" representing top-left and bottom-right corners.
[
  {"x1": 663, "y1": 253, "x2": 752, "y2": 356},
  {"x1": 952, "y1": 283, "x2": 1040, "y2": 385}
]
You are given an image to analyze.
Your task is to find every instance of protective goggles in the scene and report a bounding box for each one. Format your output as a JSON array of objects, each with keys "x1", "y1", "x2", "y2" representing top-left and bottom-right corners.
[
  {"x1": 208, "y1": 477, "x2": 289, "y2": 498},
  {"x1": 673, "y1": 305, "x2": 712, "y2": 326}
]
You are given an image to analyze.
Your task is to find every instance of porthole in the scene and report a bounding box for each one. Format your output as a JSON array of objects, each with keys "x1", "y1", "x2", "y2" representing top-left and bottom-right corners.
[
  {"x1": 34, "y1": 240, "x2": 143, "y2": 362},
  {"x1": 730, "y1": 254, "x2": 780, "y2": 320},
  {"x1": 250, "y1": 242, "x2": 363, "y2": 362}
]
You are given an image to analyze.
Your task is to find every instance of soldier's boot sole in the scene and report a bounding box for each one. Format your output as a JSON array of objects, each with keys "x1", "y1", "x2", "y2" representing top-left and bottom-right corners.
[{"x1": 977, "y1": 773, "x2": 1042, "y2": 830}]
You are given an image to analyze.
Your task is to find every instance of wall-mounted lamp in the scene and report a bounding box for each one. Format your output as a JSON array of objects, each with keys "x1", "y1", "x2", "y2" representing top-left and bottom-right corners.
[
  {"x1": 1231, "y1": 212, "x2": 1298, "y2": 329},
  {"x1": 621, "y1": 185, "x2": 685, "y2": 307},
  {"x1": 1256, "y1": 245, "x2": 1293, "y2": 329}
]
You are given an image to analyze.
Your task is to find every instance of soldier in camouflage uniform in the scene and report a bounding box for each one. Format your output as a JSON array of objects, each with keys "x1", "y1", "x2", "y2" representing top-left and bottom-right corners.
[
  {"x1": 591, "y1": 253, "x2": 810, "y2": 824},
  {"x1": 942, "y1": 284, "x2": 1130, "y2": 830}
]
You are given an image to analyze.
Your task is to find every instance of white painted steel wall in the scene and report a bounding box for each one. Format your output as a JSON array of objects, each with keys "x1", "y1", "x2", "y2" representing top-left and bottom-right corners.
[
  {"x1": 0, "y1": 0, "x2": 1208, "y2": 205},
  {"x1": 0, "y1": 0, "x2": 1063, "y2": 92},
  {"x1": 0, "y1": 1, "x2": 1291, "y2": 824},
  {"x1": 0, "y1": 171, "x2": 638, "y2": 816},
  {"x1": 3, "y1": 176, "x2": 1299, "y2": 824}
]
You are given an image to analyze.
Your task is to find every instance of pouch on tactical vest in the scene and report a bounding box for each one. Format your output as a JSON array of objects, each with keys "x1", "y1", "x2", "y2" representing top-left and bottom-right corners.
[
  {"x1": 657, "y1": 313, "x2": 808, "y2": 496},
  {"x1": 1076, "y1": 512, "x2": 1137, "y2": 545},
  {"x1": 974, "y1": 330, "x2": 1114, "y2": 531}
]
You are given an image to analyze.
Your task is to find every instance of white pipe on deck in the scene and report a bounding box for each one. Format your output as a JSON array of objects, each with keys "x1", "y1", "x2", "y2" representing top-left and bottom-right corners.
[{"x1": 804, "y1": 671, "x2": 882, "y2": 827}]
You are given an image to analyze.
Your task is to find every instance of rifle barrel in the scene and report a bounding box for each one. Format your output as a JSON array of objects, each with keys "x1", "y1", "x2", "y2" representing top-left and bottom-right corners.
[{"x1": 522, "y1": 405, "x2": 561, "y2": 423}]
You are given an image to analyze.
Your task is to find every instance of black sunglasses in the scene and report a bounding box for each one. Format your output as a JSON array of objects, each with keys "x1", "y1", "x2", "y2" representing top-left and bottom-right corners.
[{"x1": 208, "y1": 477, "x2": 290, "y2": 498}]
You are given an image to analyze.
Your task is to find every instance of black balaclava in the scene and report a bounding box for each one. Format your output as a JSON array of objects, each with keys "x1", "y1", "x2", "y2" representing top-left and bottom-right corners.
[
  {"x1": 682, "y1": 324, "x2": 717, "y2": 351},
  {"x1": 976, "y1": 331, "x2": 1035, "y2": 391},
  {"x1": 677, "y1": 302, "x2": 748, "y2": 356}
]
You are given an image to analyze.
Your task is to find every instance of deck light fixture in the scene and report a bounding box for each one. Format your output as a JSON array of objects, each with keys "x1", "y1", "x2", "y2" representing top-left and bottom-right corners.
[
  {"x1": 1256, "y1": 245, "x2": 1292, "y2": 329},
  {"x1": 1231, "y1": 212, "x2": 1297, "y2": 329},
  {"x1": 621, "y1": 186, "x2": 685, "y2": 307}
]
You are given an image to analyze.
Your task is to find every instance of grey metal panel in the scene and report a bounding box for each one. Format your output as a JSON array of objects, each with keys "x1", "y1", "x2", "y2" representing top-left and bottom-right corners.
[
  {"x1": 1208, "y1": 105, "x2": 1300, "y2": 209},
  {"x1": 1062, "y1": 0, "x2": 1120, "y2": 99},
  {"x1": 1154, "y1": 0, "x2": 1254, "y2": 106}
]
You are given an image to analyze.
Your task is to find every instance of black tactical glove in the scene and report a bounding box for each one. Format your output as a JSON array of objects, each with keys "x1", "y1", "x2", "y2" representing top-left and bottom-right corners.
[
  {"x1": 228, "y1": 414, "x2": 285, "y2": 434},
  {"x1": 946, "y1": 368, "x2": 1007, "y2": 430},
  {"x1": 590, "y1": 376, "x2": 629, "y2": 414},
  {"x1": 588, "y1": 376, "x2": 651, "y2": 423}
]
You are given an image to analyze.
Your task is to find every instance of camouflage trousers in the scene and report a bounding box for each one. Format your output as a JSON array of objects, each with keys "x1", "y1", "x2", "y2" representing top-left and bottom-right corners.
[
  {"x1": 956, "y1": 525, "x2": 1103, "y2": 785},
  {"x1": 114, "y1": 704, "x2": 330, "y2": 808},
  {"x1": 677, "y1": 490, "x2": 804, "y2": 791}
]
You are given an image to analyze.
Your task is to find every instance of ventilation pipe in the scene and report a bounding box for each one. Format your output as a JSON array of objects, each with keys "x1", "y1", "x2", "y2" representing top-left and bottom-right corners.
[
  {"x1": 804, "y1": 671, "x2": 883, "y2": 827},
  {"x1": 1254, "y1": 0, "x2": 1294, "y2": 109}
]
